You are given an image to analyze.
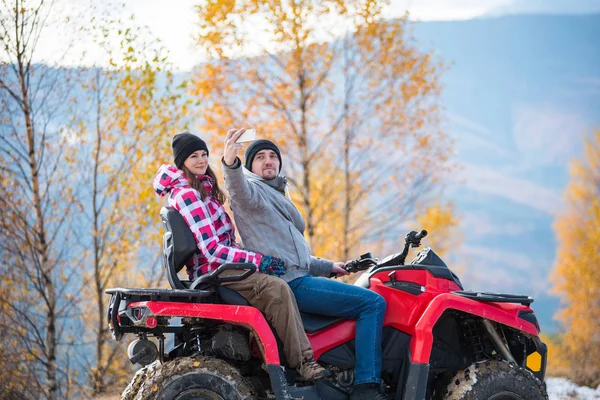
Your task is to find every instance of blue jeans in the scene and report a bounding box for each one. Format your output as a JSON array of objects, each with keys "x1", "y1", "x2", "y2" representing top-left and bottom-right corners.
[{"x1": 287, "y1": 275, "x2": 386, "y2": 384}]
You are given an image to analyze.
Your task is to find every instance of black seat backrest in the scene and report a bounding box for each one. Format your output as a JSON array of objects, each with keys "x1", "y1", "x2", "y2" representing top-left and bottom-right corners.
[{"x1": 160, "y1": 206, "x2": 198, "y2": 290}]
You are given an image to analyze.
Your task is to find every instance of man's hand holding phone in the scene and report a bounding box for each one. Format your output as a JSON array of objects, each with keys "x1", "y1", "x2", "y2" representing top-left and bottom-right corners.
[{"x1": 224, "y1": 128, "x2": 255, "y2": 166}]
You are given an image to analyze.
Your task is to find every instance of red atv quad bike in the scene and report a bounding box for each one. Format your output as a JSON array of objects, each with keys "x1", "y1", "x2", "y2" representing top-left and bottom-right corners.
[{"x1": 106, "y1": 207, "x2": 549, "y2": 400}]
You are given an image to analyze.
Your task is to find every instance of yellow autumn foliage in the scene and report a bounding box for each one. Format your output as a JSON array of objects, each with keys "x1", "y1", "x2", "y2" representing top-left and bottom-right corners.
[
  {"x1": 190, "y1": 0, "x2": 451, "y2": 262},
  {"x1": 550, "y1": 131, "x2": 600, "y2": 387},
  {"x1": 417, "y1": 202, "x2": 462, "y2": 261}
]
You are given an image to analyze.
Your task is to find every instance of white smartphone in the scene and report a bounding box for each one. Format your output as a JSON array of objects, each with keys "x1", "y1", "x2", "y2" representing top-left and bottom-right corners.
[{"x1": 236, "y1": 129, "x2": 256, "y2": 143}]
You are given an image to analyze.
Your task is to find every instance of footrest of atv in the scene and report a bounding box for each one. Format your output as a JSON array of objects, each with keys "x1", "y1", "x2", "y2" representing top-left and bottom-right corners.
[{"x1": 452, "y1": 291, "x2": 533, "y2": 305}]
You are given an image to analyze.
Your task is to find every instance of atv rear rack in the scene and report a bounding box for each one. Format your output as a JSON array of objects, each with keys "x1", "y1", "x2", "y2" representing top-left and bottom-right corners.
[
  {"x1": 106, "y1": 288, "x2": 215, "y2": 341},
  {"x1": 452, "y1": 290, "x2": 533, "y2": 305},
  {"x1": 106, "y1": 287, "x2": 213, "y2": 302}
]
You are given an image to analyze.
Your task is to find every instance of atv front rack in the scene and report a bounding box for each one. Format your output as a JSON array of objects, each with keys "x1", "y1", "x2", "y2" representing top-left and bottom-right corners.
[{"x1": 452, "y1": 290, "x2": 533, "y2": 305}]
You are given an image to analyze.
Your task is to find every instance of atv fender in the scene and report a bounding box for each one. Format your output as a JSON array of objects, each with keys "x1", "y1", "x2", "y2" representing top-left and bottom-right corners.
[
  {"x1": 411, "y1": 293, "x2": 538, "y2": 364},
  {"x1": 128, "y1": 301, "x2": 280, "y2": 365}
]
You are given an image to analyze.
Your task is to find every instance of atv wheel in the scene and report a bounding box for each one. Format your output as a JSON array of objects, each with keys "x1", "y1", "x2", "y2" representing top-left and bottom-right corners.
[
  {"x1": 443, "y1": 360, "x2": 548, "y2": 400},
  {"x1": 122, "y1": 355, "x2": 256, "y2": 400}
]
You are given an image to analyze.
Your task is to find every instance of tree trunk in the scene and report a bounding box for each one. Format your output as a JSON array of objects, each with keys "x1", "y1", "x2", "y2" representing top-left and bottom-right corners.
[
  {"x1": 343, "y1": 135, "x2": 351, "y2": 261},
  {"x1": 342, "y1": 40, "x2": 352, "y2": 261},
  {"x1": 20, "y1": 59, "x2": 58, "y2": 400},
  {"x1": 298, "y1": 71, "x2": 315, "y2": 248},
  {"x1": 92, "y1": 74, "x2": 106, "y2": 394},
  {"x1": 300, "y1": 135, "x2": 314, "y2": 247}
]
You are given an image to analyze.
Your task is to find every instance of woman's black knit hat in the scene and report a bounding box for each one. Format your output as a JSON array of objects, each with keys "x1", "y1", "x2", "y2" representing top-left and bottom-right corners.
[
  {"x1": 244, "y1": 139, "x2": 282, "y2": 172},
  {"x1": 172, "y1": 132, "x2": 209, "y2": 169}
]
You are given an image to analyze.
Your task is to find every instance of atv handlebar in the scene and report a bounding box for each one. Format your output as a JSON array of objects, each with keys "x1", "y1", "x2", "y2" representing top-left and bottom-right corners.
[
  {"x1": 331, "y1": 229, "x2": 428, "y2": 277},
  {"x1": 331, "y1": 229, "x2": 427, "y2": 276},
  {"x1": 329, "y1": 253, "x2": 377, "y2": 278},
  {"x1": 415, "y1": 230, "x2": 428, "y2": 240},
  {"x1": 406, "y1": 229, "x2": 427, "y2": 246},
  {"x1": 344, "y1": 253, "x2": 378, "y2": 273}
]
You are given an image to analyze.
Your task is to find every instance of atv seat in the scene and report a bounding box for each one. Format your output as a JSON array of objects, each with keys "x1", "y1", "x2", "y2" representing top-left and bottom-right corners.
[
  {"x1": 161, "y1": 206, "x2": 255, "y2": 291},
  {"x1": 217, "y1": 286, "x2": 250, "y2": 306},
  {"x1": 301, "y1": 313, "x2": 346, "y2": 334},
  {"x1": 216, "y1": 287, "x2": 345, "y2": 333}
]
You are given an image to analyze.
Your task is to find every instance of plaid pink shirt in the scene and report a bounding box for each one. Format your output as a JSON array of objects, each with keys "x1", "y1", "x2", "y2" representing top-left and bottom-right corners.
[{"x1": 153, "y1": 164, "x2": 262, "y2": 279}]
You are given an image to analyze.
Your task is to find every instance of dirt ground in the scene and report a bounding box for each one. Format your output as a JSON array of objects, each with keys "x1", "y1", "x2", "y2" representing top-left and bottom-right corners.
[{"x1": 92, "y1": 389, "x2": 121, "y2": 400}]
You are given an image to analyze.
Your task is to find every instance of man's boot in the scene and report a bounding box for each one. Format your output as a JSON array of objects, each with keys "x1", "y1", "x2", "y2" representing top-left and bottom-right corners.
[
  {"x1": 297, "y1": 351, "x2": 332, "y2": 381},
  {"x1": 350, "y1": 383, "x2": 390, "y2": 400}
]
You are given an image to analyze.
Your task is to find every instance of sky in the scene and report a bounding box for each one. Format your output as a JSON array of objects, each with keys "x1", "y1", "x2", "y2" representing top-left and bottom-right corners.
[{"x1": 12, "y1": 0, "x2": 600, "y2": 71}]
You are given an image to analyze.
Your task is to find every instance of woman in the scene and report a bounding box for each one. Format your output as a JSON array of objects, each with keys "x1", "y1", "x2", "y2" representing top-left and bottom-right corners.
[{"x1": 152, "y1": 132, "x2": 330, "y2": 381}]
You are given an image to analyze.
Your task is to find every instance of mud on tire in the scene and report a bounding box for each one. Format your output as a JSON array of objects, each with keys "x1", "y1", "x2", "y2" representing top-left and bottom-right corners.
[
  {"x1": 122, "y1": 355, "x2": 256, "y2": 400},
  {"x1": 443, "y1": 360, "x2": 548, "y2": 400}
]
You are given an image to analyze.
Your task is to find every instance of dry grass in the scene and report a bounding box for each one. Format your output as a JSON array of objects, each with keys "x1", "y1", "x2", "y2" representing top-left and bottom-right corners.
[{"x1": 92, "y1": 387, "x2": 122, "y2": 400}]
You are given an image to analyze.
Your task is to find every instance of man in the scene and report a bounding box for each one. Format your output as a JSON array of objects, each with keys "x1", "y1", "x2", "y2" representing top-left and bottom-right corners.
[{"x1": 222, "y1": 129, "x2": 389, "y2": 400}]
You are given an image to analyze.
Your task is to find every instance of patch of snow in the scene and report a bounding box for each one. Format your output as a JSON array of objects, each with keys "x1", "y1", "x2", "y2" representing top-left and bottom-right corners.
[
  {"x1": 546, "y1": 377, "x2": 600, "y2": 400},
  {"x1": 449, "y1": 368, "x2": 478, "y2": 399},
  {"x1": 452, "y1": 379, "x2": 475, "y2": 399}
]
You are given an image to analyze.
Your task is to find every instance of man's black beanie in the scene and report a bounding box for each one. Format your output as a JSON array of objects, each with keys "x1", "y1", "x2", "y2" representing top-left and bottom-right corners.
[
  {"x1": 172, "y1": 132, "x2": 209, "y2": 169},
  {"x1": 244, "y1": 139, "x2": 282, "y2": 172}
]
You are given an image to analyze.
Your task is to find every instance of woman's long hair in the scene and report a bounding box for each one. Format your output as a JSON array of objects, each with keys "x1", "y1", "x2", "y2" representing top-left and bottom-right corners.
[{"x1": 182, "y1": 165, "x2": 227, "y2": 205}]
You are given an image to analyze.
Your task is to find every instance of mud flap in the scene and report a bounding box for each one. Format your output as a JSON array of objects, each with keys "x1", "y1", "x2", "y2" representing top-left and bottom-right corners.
[
  {"x1": 288, "y1": 385, "x2": 321, "y2": 400},
  {"x1": 533, "y1": 336, "x2": 548, "y2": 383},
  {"x1": 398, "y1": 362, "x2": 429, "y2": 400},
  {"x1": 315, "y1": 380, "x2": 349, "y2": 399}
]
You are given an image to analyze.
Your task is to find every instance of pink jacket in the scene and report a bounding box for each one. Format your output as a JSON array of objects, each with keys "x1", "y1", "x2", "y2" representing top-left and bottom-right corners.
[{"x1": 153, "y1": 164, "x2": 262, "y2": 279}]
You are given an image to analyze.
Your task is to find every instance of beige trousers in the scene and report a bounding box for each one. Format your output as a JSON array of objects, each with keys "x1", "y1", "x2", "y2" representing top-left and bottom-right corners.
[{"x1": 222, "y1": 272, "x2": 311, "y2": 368}]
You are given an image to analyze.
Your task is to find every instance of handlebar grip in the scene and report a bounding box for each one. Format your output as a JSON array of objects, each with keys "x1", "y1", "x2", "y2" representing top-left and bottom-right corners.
[
  {"x1": 415, "y1": 230, "x2": 428, "y2": 240},
  {"x1": 345, "y1": 261, "x2": 357, "y2": 272}
]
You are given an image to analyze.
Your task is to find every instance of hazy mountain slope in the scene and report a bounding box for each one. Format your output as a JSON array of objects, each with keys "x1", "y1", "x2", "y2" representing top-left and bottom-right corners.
[{"x1": 412, "y1": 14, "x2": 600, "y2": 332}]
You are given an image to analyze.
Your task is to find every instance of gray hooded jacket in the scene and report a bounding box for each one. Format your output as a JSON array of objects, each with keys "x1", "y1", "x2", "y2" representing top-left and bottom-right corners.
[{"x1": 222, "y1": 158, "x2": 333, "y2": 282}]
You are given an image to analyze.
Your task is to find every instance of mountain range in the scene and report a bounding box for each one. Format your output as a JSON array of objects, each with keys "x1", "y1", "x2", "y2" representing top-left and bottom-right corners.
[{"x1": 411, "y1": 14, "x2": 600, "y2": 332}]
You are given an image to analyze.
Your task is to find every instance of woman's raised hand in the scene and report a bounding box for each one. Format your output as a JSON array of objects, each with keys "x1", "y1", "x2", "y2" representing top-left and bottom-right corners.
[{"x1": 224, "y1": 128, "x2": 245, "y2": 166}]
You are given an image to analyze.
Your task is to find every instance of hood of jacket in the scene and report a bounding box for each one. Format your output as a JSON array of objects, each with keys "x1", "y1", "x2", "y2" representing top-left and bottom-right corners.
[
  {"x1": 242, "y1": 166, "x2": 288, "y2": 196},
  {"x1": 153, "y1": 164, "x2": 214, "y2": 197}
]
